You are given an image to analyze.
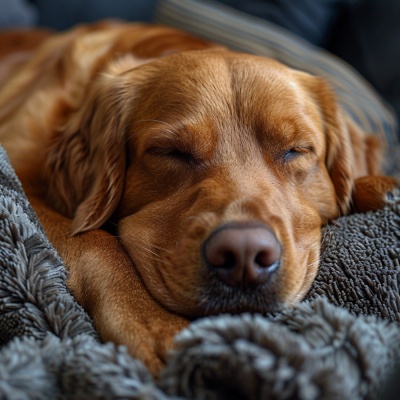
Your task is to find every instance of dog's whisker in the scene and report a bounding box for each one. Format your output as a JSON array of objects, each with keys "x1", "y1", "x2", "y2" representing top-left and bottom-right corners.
[
  {"x1": 302, "y1": 238, "x2": 321, "y2": 252},
  {"x1": 306, "y1": 258, "x2": 321, "y2": 269},
  {"x1": 83, "y1": 234, "x2": 121, "y2": 241},
  {"x1": 134, "y1": 242, "x2": 175, "y2": 268},
  {"x1": 149, "y1": 243, "x2": 172, "y2": 254},
  {"x1": 138, "y1": 252, "x2": 175, "y2": 269},
  {"x1": 321, "y1": 223, "x2": 336, "y2": 249}
]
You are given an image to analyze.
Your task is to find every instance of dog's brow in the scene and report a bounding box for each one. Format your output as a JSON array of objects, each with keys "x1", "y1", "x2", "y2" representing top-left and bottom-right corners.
[
  {"x1": 144, "y1": 128, "x2": 193, "y2": 149},
  {"x1": 133, "y1": 119, "x2": 178, "y2": 132}
]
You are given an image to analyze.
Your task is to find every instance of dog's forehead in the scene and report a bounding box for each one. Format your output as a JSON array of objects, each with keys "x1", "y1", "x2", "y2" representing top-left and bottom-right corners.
[
  {"x1": 149, "y1": 50, "x2": 301, "y2": 94},
  {"x1": 130, "y1": 50, "x2": 325, "y2": 156},
  {"x1": 137, "y1": 50, "x2": 320, "y2": 122}
]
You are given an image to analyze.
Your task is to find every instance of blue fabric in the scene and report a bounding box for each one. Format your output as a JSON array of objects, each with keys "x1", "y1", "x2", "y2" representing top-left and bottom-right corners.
[
  {"x1": 216, "y1": 0, "x2": 400, "y2": 136},
  {"x1": 327, "y1": 0, "x2": 400, "y2": 130},
  {"x1": 155, "y1": 0, "x2": 398, "y2": 143},
  {"x1": 29, "y1": 0, "x2": 158, "y2": 30},
  {"x1": 216, "y1": 0, "x2": 353, "y2": 47},
  {"x1": 0, "y1": 0, "x2": 38, "y2": 27}
]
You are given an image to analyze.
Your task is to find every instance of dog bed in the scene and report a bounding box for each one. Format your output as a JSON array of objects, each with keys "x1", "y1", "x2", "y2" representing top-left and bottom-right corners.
[{"x1": 1, "y1": 139, "x2": 400, "y2": 400}]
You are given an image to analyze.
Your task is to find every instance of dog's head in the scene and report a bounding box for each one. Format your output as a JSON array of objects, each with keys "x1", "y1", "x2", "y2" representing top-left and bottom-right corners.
[{"x1": 47, "y1": 48, "x2": 371, "y2": 316}]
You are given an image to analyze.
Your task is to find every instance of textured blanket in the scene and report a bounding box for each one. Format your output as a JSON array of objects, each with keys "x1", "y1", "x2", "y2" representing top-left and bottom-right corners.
[{"x1": 1, "y1": 144, "x2": 400, "y2": 400}]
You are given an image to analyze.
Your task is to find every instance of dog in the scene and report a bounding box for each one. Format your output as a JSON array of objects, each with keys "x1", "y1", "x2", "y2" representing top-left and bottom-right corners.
[{"x1": 0, "y1": 22, "x2": 397, "y2": 374}]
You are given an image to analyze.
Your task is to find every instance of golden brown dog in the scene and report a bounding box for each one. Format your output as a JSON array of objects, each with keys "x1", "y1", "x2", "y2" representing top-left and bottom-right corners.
[{"x1": 0, "y1": 22, "x2": 397, "y2": 374}]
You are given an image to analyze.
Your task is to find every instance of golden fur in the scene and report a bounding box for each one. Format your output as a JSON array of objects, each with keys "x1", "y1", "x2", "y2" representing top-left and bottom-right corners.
[{"x1": 0, "y1": 22, "x2": 397, "y2": 374}]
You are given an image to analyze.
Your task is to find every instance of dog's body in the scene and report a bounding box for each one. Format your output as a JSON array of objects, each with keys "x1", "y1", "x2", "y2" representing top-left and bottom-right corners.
[{"x1": 0, "y1": 22, "x2": 397, "y2": 374}]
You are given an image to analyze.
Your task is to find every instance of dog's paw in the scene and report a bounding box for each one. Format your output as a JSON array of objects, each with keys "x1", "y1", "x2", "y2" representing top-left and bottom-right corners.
[
  {"x1": 352, "y1": 176, "x2": 399, "y2": 213},
  {"x1": 98, "y1": 307, "x2": 189, "y2": 377},
  {"x1": 126, "y1": 314, "x2": 189, "y2": 376}
]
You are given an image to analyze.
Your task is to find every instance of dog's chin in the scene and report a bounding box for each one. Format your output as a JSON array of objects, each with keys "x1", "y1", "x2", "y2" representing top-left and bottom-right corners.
[{"x1": 194, "y1": 272, "x2": 287, "y2": 317}]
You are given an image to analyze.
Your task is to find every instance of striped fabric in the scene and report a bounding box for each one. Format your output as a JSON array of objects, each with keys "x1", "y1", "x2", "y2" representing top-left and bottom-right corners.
[{"x1": 154, "y1": 0, "x2": 398, "y2": 144}]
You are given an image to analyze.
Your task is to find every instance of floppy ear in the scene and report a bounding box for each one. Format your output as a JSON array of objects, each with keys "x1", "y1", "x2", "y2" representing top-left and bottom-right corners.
[
  {"x1": 311, "y1": 77, "x2": 355, "y2": 215},
  {"x1": 46, "y1": 58, "x2": 141, "y2": 235},
  {"x1": 308, "y1": 76, "x2": 390, "y2": 216}
]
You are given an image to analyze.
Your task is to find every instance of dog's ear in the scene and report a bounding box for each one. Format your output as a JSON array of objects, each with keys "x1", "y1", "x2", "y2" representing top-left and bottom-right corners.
[
  {"x1": 309, "y1": 77, "x2": 355, "y2": 215},
  {"x1": 303, "y1": 75, "x2": 385, "y2": 216},
  {"x1": 46, "y1": 57, "x2": 144, "y2": 235}
]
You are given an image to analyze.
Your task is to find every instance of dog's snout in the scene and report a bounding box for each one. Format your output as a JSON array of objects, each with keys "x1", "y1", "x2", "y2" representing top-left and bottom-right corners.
[{"x1": 203, "y1": 223, "x2": 280, "y2": 288}]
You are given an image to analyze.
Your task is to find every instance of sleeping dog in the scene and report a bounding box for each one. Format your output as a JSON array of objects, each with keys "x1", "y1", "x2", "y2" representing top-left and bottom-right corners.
[{"x1": 0, "y1": 22, "x2": 397, "y2": 374}]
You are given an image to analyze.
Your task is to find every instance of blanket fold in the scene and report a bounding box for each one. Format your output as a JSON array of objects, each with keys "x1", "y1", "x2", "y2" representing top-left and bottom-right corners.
[
  {"x1": 1, "y1": 144, "x2": 400, "y2": 399},
  {"x1": 161, "y1": 299, "x2": 400, "y2": 399}
]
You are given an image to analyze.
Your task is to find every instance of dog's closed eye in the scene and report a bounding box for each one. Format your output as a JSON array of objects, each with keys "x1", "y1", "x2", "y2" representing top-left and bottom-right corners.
[
  {"x1": 146, "y1": 146, "x2": 202, "y2": 168},
  {"x1": 282, "y1": 146, "x2": 314, "y2": 163}
]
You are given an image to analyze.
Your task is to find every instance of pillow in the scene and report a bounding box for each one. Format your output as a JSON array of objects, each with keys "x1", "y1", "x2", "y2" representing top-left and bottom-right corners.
[{"x1": 154, "y1": 0, "x2": 399, "y2": 145}]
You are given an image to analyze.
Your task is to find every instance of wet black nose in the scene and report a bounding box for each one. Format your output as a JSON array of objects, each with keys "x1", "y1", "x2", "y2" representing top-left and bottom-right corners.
[{"x1": 203, "y1": 222, "x2": 281, "y2": 288}]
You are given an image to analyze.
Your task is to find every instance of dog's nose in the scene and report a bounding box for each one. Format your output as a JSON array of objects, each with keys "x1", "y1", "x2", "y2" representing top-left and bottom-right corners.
[{"x1": 203, "y1": 222, "x2": 280, "y2": 288}]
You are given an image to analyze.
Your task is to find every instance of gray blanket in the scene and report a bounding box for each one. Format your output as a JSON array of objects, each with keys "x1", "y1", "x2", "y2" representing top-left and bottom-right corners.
[{"x1": 1, "y1": 144, "x2": 400, "y2": 400}]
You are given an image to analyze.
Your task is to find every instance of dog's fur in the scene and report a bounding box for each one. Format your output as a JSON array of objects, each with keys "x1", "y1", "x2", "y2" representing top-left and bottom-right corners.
[{"x1": 0, "y1": 22, "x2": 397, "y2": 374}]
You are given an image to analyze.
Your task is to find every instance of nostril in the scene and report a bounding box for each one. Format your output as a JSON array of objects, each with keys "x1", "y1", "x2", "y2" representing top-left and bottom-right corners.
[
  {"x1": 255, "y1": 248, "x2": 280, "y2": 269},
  {"x1": 219, "y1": 251, "x2": 237, "y2": 270},
  {"x1": 206, "y1": 244, "x2": 240, "y2": 270},
  {"x1": 207, "y1": 248, "x2": 238, "y2": 270}
]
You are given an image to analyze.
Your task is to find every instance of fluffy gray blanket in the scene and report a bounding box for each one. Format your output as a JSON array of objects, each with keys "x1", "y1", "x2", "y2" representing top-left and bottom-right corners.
[{"x1": 1, "y1": 144, "x2": 400, "y2": 400}]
